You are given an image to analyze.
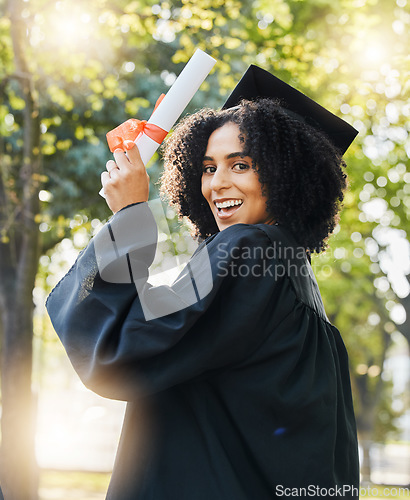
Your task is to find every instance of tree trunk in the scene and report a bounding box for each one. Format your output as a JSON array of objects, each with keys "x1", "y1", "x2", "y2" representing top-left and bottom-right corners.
[
  {"x1": 0, "y1": 302, "x2": 39, "y2": 500},
  {"x1": 354, "y1": 329, "x2": 391, "y2": 486},
  {"x1": 0, "y1": 0, "x2": 41, "y2": 497},
  {"x1": 360, "y1": 435, "x2": 372, "y2": 485},
  {"x1": 357, "y1": 403, "x2": 377, "y2": 486}
]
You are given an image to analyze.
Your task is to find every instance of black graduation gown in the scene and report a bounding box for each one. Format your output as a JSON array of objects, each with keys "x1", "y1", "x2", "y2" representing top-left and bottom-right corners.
[{"x1": 46, "y1": 202, "x2": 359, "y2": 500}]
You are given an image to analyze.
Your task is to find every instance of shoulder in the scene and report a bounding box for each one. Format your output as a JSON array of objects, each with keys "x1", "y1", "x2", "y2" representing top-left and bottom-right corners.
[
  {"x1": 200, "y1": 224, "x2": 285, "y2": 282},
  {"x1": 206, "y1": 223, "x2": 276, "y2": 252},
  {"x1": 204, "y1": 223, "x2": 300, "y2": 261}
]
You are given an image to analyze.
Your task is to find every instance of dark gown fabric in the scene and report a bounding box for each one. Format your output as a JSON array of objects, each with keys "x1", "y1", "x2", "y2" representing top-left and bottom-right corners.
[{"x1": 46, "y1": 202, "x2": 359, "y2": 500}]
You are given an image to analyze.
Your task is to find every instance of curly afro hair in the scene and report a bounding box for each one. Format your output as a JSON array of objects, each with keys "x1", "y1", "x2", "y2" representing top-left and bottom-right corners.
[{"x1": 160, "y1": 98, "x2": 347, "y2": 253}]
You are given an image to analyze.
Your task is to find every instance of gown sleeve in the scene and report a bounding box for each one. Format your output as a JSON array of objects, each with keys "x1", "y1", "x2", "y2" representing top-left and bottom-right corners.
[{"x1": 46, "y1": 202, "x2": 287, "y2": 401}]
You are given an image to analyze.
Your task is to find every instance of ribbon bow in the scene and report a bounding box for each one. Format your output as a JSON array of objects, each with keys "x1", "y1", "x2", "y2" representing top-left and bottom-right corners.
[{"x1": 106, "y1": 94, "x2": 168, "y2": 152}]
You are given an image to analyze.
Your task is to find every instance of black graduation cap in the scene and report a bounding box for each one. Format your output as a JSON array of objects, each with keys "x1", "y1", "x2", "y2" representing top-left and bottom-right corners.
[{"x1": 222, "y1": 65, "x2": 358, "y2": 155}]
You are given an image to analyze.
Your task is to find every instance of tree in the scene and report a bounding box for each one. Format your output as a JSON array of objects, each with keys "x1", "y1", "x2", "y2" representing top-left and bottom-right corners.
[
  {"x1": 293, "y1": 0, "x2": 409, "y2": 481},
  {"x1": 0, "y1": 0, "x2": 41, "y2": 497},
  {"x1": 0, "y1": 0, "x2": 168, "y2": 496}
]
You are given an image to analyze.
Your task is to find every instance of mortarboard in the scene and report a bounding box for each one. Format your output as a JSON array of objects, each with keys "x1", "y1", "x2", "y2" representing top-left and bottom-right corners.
[{"x1": 222, "y1": 65, "x2": 358, "y2": 155}]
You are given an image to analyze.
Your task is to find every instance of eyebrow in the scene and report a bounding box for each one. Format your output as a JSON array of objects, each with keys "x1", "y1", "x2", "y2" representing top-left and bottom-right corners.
[{"x1": 203, "y1": 152, "x2": 247, "y2": 162}]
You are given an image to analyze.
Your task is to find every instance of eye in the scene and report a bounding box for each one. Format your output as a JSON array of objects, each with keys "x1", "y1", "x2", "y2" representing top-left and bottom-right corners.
[
  {"x1": 202, "y1": 165, "x2": 216, "y2": 174},
  {"x1": 233, "y1": 162, "x2": 250, "y2": 171}
]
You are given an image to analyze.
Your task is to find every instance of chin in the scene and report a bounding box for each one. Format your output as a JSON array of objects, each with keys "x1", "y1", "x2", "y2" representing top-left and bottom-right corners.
[{"x1": 216, "y1": 220, "x2": 240, "y2": 231}]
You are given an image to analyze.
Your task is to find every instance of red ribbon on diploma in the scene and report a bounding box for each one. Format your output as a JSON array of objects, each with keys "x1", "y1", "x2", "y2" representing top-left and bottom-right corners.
[{"x1": 106, "y1": 94, "x2": 168, "y2": 152}]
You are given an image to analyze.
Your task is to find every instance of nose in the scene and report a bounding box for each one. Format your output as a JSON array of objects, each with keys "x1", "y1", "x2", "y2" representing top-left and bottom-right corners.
[{"x1": 210, "y1": 166, "x2": 231, "y2": 191}]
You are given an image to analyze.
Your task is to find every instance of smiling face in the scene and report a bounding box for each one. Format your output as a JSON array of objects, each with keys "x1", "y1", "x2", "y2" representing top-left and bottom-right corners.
[{"x1": 201, "y1": 122, "x2": 274, "y2": 232}]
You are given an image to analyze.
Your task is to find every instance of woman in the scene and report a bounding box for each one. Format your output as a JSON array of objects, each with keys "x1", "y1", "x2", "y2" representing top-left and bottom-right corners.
[{"x1": 46, "y1": 74, "x2": 360, "y2": 499}]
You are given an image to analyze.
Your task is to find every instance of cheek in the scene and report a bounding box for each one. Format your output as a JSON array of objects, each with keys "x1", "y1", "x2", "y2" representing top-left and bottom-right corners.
[
  {"x1": 246, "y1": 174, "x2": 266, "y2": 200},
  {"x1": 249, "y1": 180, "x2": 269, "y2": 213},
  {"x1": 201, "y1": 177, "x2": 209, "y2": 200}
]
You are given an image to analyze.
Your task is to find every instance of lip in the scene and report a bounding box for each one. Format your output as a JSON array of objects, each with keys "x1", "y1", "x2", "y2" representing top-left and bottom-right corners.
[
  {"x1": 213, "y1": 199, "x2": 243, "y2": 220},
  {"x1": 213, "y1": 198, "x2": 243, "y2": 205}
]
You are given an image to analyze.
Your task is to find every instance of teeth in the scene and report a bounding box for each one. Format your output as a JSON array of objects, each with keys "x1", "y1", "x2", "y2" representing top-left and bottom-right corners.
[{"x1": 215, "y1": 200, "x2": 243, "y2": 209}]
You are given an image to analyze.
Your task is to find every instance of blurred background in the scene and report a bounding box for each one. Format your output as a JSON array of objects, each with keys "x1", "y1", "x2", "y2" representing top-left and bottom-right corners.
[{"x1": 0, "y1": 0, "x2": 409, "y2": 498}]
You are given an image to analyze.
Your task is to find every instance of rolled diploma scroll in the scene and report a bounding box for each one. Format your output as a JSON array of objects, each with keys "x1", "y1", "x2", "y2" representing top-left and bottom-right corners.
[{"x1": 100, "y1": 49, "x2": 216, "y2": 196}]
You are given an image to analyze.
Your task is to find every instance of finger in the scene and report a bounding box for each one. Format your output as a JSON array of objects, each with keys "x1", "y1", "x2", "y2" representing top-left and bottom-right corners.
[
  {"x1": 106, "y1": 159, "x2": 118, "y2": 173},
  {"x1": 113, "y1": 148, "x2": 129, "y2": 169},
  {"x1": 108, "y1": 166, "x2": 120, "y2": 181},
  {"x1": 101, "y1": 171, "x2": 110, "y2": 187},
  {"x1": 125, "y1": 142, "x2": 144, "y2": 167}
]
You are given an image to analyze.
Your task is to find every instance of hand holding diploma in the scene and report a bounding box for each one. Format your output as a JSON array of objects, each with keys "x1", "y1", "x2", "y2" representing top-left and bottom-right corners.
[
  {"x1": 101, "y1": 143, "x2": 149, "y2": 213},
  {"x1": 100, "y1": 49, "x2": 217, "y2": 200}
]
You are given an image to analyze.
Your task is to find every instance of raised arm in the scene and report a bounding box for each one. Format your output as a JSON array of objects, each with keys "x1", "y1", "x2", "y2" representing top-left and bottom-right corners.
[{"x1": 46, "y1": 211, "x2": 287, "y2": 401}]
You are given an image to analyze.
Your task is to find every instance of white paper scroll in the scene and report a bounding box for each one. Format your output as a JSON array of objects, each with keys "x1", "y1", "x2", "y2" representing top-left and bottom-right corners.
[{"x1": 100, "y1": 49, "x2": 216, "y2": 196}]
